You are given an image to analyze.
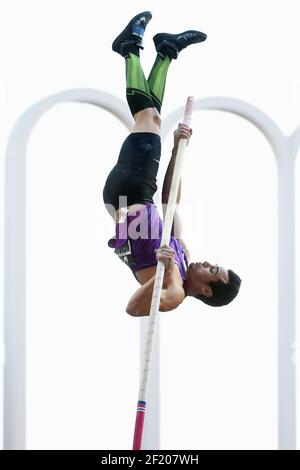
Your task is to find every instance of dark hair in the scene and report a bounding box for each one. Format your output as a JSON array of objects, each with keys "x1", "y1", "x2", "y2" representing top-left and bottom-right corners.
[{"x1": 195, "y1": 269, "x2": 242, "y2": 307}]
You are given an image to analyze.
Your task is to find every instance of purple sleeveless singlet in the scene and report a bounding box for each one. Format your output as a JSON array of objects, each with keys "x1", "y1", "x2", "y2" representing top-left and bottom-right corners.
[{"x1": 108, "y1": 203, "x2": 188, "y2": 281}]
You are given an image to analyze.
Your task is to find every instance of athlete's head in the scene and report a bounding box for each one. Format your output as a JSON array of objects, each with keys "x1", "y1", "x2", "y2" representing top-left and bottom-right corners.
[{"x1": 184, "y1": 261, "x2": 241, "y2": 307}]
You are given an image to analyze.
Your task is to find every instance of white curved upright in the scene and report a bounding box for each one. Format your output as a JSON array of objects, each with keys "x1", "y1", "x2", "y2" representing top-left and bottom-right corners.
[
  {"x1": 4, "y1": 91, "x2": 299, "y2": 450},
  {"x1": 4, "y1": 89, "x2": 133, "y2": 450},
  {"x1": 164, "y1": 98, "x2": 299, "y2": 450}
]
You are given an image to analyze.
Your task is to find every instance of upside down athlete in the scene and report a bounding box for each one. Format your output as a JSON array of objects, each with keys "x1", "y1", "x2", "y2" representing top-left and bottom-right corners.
[{"x1": 103, "y1": 12, "x2": 241, "y2": 316}]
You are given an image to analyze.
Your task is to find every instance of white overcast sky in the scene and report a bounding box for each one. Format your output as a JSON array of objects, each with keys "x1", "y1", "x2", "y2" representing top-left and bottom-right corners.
[{"x1": 0, "y1": 0, "x2": 300, "y2": 450}]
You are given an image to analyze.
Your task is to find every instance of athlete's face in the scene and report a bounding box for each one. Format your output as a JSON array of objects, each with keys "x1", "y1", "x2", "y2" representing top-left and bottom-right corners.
[{"x1": 185, "y1": 261, "x2": 229, "y2": 297}]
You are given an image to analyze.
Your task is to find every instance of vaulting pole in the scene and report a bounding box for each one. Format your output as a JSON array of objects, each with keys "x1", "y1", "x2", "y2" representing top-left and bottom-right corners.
[{"x1": 132, "y1": 97, "x2": 194, "y2": 450}]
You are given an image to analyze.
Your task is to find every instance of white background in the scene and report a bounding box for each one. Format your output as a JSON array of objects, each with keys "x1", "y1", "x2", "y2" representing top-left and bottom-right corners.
[{"x1": 0, "y1": 0, "x2": 299, "y2": 450}]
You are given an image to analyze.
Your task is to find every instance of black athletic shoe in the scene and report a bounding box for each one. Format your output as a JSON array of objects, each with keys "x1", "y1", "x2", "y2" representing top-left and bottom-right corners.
[
  {"x1": 153, "y1": 30, "x2": 207, "y2": 59},
  {"x1": 112, "y1": 11, "x2": 152, "y2": 57}
]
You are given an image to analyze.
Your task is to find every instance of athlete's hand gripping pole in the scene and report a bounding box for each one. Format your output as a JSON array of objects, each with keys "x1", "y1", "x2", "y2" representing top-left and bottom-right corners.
[{"x1": 132, "y1": 97, "x2": 194, "y2": 450}]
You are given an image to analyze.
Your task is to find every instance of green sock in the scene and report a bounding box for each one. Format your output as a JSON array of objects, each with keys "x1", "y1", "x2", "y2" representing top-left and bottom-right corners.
[
  {"x1": 125, "y1": 53, "x2": 154, "y2": 116},
  {"x1": 147, "y1": 54, "x2": 172, "y2": 113}
]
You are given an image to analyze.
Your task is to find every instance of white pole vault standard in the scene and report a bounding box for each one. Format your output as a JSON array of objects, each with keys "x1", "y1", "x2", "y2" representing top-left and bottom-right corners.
[{"x1": 132, "y1": 97, "x2": 194, "y2": 450}]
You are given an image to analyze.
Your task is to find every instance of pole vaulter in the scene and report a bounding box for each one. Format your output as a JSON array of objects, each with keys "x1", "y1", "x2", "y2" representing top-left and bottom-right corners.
[{"x1": 102, "y1": 11, "x2": 242, "y2": 450}]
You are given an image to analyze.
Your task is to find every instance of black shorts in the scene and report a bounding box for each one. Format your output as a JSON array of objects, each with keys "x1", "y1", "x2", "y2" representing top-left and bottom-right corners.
[{"x1": 102, "y1": 132, "x2": 161, "y2": 214}]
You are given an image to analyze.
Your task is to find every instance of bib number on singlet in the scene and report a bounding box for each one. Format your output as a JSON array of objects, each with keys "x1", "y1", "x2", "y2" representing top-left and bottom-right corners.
[{"x1": 114, "y1": 239, "x2": 136, "y2": 268}]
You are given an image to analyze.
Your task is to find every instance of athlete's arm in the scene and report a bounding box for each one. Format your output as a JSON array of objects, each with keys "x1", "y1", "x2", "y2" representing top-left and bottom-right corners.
[
  {"x1": 162, "y1": 124, "x2": 192, "y2": 250},
  {"x1": 126, "y1": 271, "x2": 184, "y2": 316},
  {"x1": 161, "y1": 123, "x2": 192, "y2": 208},
  {"x1": 126, "y1": 246, "x2": 185, "y2": 316},
  {"x1": 159, "y1": 266, "x2": 185, "y2": 312}
]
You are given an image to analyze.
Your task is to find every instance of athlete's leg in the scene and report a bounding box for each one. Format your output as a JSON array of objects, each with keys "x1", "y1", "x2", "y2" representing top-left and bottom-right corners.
[
  {"x1": 112, "y1": 11, "x2": 161, "y2": 135},
  {"x1": 112, "y1": 13, "x2": 155, "y2": 114},
  {"x1": 148, "y1": 30, "x2": 207, "y2": 114},
  {"x1": 103, "y1": 12, "x2": 161, "y2": 216},
  {"x1": 135, "y1": 29, "x2": 208, "y2": 132},
  {"x1": 104, "y1": 15, "x2": 208, "y2": 217},
  {"x1": 147, "y1": 55, "x2": 172, "y2": 114},
  {"x1": 112, "y1": 12, "x2": 160, "y2": 134}
]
